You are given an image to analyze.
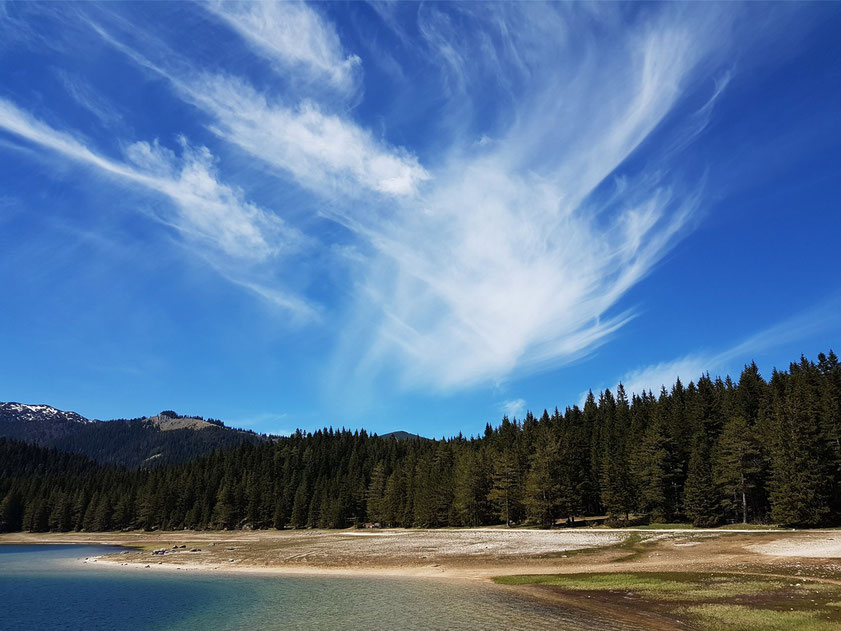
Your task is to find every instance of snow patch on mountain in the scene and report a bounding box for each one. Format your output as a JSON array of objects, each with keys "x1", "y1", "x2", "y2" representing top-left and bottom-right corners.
[{"x1": 0, "y1": 402, "x2": 93, "y2": 424}]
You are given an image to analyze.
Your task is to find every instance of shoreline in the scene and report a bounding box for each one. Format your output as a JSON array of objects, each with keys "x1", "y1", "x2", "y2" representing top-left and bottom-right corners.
[
  {"x1": 5, "y1": 527, "x2": 841, "y2": 581},
  {"x1": 90, "y1": 554, "x2": 493, "y2": 581}
]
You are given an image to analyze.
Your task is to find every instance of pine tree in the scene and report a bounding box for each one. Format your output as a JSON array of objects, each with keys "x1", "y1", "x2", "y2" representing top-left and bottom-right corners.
[
  {"x1": 633, "y1": 411, "x2": 671, "y2": 521},
  {"x1": 556, "y1": 434, "x2": 584, "y2": 523},
  {"x1": 366, "y1": 461, "x2": 387, "y2": 524},
  {"x1": 601, "y1": 385, "x2": 635, "y2": 522},
  {"x1": 382, "y1": 469, "x2": 405, "y2": 527},
  {"x1": 767, "y1": 361, "x2": 833, "y2": 526},
  {"x1": 48, "y1": 492, "x2": 73, "y2": 532},
  {"x1": 736, "y1": 362, "x2": 766, "y2": 423},
  {"x1": 90, "y1": 493, "x2": 114, "y2": 531},
  {"x1": 452, "y1": 450, "x2": 490, "y2": 527},
  {"x1": 488, "y1": 449, "x2": 522, "y2": 526},
  {"x1": 715, "y1": 416, "x2": 762, "y2": 523},
  {"x1": 817, "y1": 351, "x2": 841, "y2": 514},
  {"x1": 684, "y1": 433, "x2": 720, "y2": 527},
  {"x1": 412, "y1": 451, "x2": 440, "y2": 527},
  {"x1": 0, "y1": 490, "x2": 24, "y2": 532},
  {"x1": 582, "y1": 392, "x2": 603, "y2": 512},
  {"x1": 523, "y1": 436, "x2": 559, "y2": 528},
  {"x1": 213, "y1": 483, "x2": 238, "y2": 529},
  {"x1": 290, "y1": 481, "x2": 309, "y2": 529}
]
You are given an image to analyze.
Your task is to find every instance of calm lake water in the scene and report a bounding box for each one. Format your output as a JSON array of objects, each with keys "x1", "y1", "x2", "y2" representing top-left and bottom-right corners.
[{"x1": 0, "y1": 545, "x2": 637, "y2": 630}]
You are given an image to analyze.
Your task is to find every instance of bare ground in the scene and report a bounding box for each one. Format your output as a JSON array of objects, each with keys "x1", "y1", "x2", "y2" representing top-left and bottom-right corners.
[{"x1": 4, "y1": 527, "x2": 841, "y2": 581}]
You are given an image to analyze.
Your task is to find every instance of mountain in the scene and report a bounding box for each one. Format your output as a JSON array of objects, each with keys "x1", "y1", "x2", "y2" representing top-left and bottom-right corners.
[
  {"x1": 0, "y1": 403, "x2": 93, "y2": 442},
  {"x1": 379, "y1": 430, "x2": 425, "y2": 440},
  {"x1": 0, "y1": 403, "x2": 263, "y2": 469}
]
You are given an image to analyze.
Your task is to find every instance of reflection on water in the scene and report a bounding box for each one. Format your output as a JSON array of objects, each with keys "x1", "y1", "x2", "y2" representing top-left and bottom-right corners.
[{"x1": 0, "y1": 545, "x2": 638, "y2": 630}]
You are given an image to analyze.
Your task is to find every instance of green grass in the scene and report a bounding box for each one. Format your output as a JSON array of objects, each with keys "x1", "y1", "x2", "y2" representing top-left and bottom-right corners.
[
  {"x1": 610, "y1": 532, "x2": 653, "y2": 562},
  {"x1": 683, "y1": 604, "x2": 840, "y2": 631},
  {"x1": 493, "y1": 572, "x2": 797, "y2": 599},
  {"x1": 495, "y1": 572, "x2": 838, "y2": 601},
  {"x1": 496, "y1": 572, "x2": 693, "y2": 592},
  {"x1": 495, "y1": 571, "x2": 841, "y2": 629}
]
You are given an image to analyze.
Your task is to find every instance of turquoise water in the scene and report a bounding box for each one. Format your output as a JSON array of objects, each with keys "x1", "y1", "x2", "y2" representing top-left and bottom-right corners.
[{"x1": 0, "y1": 545, "x2": 636, "y2": 630}]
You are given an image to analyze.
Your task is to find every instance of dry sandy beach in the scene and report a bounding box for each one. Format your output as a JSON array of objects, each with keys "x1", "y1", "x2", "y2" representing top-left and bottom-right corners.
[{"x1": 4, "y1": 527, "x2": 841, "y2": 579}]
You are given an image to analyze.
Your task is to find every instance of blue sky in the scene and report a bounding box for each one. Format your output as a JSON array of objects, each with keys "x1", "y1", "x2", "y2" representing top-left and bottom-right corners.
[{"x1": 0, "y1": 2, "x2": 839, "y2": 438}]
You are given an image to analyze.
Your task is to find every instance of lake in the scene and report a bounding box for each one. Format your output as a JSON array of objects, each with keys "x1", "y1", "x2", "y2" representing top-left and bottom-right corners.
[{"x1": 0, "y1": 545, "x2": 636, "y2": 630}]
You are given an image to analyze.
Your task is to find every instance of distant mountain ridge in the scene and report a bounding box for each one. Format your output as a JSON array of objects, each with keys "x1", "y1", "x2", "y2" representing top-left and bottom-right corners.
[
  {"x1": 379, "y1": 430, "x2": 425, "y2": 441},
  {"x1": 0, "y1": 402, "x2": 92, "y2": 424},
  {"x1": 0, "y1": 402, "x2": 262, "y2": 469},
  {"x1": 0, "y1": 402, "x2": 94, "y2": 443}
]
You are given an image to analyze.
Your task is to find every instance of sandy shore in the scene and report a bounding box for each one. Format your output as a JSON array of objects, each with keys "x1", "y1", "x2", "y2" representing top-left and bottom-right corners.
[{"x1": 4, "y1": 527, "x2": 841, "y2": 583}]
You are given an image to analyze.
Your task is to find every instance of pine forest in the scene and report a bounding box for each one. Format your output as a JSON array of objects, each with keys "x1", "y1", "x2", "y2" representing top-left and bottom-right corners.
[{"x1": 2, "y1": 351, "x2": 840, "y2": 533}]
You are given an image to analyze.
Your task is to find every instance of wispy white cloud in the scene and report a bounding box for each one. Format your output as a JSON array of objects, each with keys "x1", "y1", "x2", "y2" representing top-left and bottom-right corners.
[
  {"x1": 609, "y1": 298, "x2": 841, "y2": 398},
  {"x1": 60, "y1": 4, "x2": 739, "y2": 391},
  {"x1": 80, "y1": 18, "x2": 429, "y2": 199},
  {"x1": 501, "y1": 398, "x2": 526, "y2": 418},
  {"x1": 179, "y1": 74, "x2": 430, "y2": 197},
  {"x1": 416, "y1": 5, "x2": 470, "y2": 96},
  {"x1": 53, "y1": 70, "x2": 124, "y2": 128},
  {"x1": 122, "y1": 137, "x2": 296, "y2": 261},
  {"x1": 617, "y1": 355, "x2": 719, "y2": 400},
  {"x1": 228, "y1": 410, "x2": 291, "y2": 436},
  {"x1": 0, "y1": 97, "x2": 315, "y2": 319},
  {"x1": 333, "y1": 5, "x2": 730, "y2": 392},
  {"x1": 205, "y1": 1, "x2": 361, "y2": 94}
]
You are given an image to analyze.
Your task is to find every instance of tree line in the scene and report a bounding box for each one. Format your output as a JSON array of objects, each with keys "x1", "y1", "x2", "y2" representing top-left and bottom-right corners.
[{"x1": 1, "y1": 351, "x2": 839, "y2": 532}]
